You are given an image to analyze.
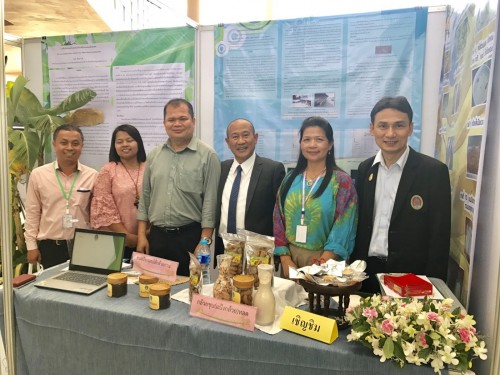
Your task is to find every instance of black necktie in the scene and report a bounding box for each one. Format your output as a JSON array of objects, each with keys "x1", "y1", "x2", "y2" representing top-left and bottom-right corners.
[{"x1": 227, "y1": 165, "x2": 242, "y2": 234}]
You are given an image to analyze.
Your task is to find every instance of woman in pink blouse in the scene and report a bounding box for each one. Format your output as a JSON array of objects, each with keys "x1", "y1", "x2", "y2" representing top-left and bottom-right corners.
[{"x1": 91, "y1": 124, "x2": 146, "y2": 261}]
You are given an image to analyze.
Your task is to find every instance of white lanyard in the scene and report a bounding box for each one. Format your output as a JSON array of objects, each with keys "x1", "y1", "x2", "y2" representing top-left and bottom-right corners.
[{"x1": 301, "y1": 173, "x2": 322, "y2": 225}]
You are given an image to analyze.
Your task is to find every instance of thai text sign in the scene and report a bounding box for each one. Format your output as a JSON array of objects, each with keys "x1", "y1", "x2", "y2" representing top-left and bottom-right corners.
[
  {"x1": 132, "y1": 252, "x2": 178, "y2": 282},
  {"x1": 190, "y1": 294, "x2": 257, "y2": 332},
  {"x1": 280, "y1": 306, "x2": 338, "y2": 344}
]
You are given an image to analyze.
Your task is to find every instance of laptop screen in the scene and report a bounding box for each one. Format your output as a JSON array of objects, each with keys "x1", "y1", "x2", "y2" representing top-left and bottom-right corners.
[{"x1": 69, "y1": 229, "x2": 125, "y2": 274}]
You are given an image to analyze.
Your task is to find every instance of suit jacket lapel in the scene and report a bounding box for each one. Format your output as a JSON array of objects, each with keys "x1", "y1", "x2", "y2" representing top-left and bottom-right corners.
[
  {"x1": 391, "y1": 149, "x2": 418, "y2": 224},
  {"x1": 217, "y1": 161, "x2": 232, "y2": 225},
  {"x1": 365, "y1": 162, "x2": 378, "y2": 221},
  {"x1": 219, "y1": 162, "x2": 231, "y2": 200},
  {"x1": 246, "y1": 155, "x2": 262, "y2": 212}
]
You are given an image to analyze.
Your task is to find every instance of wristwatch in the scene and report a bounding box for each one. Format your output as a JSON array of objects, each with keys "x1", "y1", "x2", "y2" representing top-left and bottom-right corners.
[{"x1": 201, "y1": 237, "x2": 212, "y2": 245}]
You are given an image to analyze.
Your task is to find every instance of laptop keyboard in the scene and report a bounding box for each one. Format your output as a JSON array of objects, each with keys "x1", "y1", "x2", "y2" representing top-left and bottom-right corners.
[{"x1": 54, "y1": 272, "x2": 107, "y2": 286}]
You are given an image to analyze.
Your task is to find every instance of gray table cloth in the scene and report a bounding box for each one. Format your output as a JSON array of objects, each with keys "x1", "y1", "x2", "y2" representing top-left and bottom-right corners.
[{"x1": 1, "y1": 265, "x2": 454, "y2": 375}]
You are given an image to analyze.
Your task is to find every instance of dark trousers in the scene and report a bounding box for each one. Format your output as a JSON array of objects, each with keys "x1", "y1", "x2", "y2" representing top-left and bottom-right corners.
[
  {"x1": 214, "y1": 235, "x2": 224, "y2": 267},
  {"x1": 124, "y1": 247, "x2": 135, "y2": 263},
  {"x1": 148, "y1": 223, "x2": 201, "y2": 276},
  {"x1": 38, "y1": 240, "x2": 71, "y2": 268},
  {"x1": 360, "y1": 256, "x2": 388, "y2": 294}
]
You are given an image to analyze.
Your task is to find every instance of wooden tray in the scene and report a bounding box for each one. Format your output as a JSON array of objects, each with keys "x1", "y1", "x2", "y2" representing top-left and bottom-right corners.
[{"x1": 298, "y1": 279, "x2": 362, "y2": 329}]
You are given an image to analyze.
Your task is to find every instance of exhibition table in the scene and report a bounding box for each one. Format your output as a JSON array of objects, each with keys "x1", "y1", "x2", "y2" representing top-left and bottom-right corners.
[{"x1": 1, "y1": 265, "x2": 457, "y2": 375}]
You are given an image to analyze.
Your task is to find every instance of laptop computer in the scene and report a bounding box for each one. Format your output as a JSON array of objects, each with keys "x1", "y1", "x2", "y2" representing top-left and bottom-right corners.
[{"x1": 35, "y1": 228, "x2": 126, "y2": 295}]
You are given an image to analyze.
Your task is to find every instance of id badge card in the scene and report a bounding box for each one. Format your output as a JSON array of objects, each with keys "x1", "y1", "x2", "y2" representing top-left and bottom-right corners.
[
  {"x1": 62, "y1": 213, "x2": 74, "y2": 229},
  {"x1": 295, "y1": 225, "x2": 307, "y2": 243}
]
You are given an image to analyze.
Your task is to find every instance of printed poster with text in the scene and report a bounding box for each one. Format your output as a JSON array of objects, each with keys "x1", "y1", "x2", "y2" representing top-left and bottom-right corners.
[
  {"x1": 436, "y1": 1, "x2": 497, "y2": 306},
  {"x1": 42, "y1": 27, "x2": 195, "y2": 169},
  {"x1": 214, "y1": 8, "x2": 428, "y2": 174}
]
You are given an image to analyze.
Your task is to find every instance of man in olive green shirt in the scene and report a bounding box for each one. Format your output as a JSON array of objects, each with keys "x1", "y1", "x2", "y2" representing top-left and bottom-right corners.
[{"x1": 136, "y1": 98, "x2": 221, "y2": 276}]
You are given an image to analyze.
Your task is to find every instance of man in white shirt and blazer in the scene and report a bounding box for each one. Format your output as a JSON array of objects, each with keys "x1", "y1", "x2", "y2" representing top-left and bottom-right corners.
[
  {"x1": 215, "y1": 118, "x2": 285, "y2": 263},
  {"x1": 352, "y1": 96, "x2": 451, "y2": 293}
]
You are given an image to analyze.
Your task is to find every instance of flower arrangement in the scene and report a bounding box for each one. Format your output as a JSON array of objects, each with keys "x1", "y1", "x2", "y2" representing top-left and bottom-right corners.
[{"x1": 345, "y1": 295, "x2": 487, "y2": 374}]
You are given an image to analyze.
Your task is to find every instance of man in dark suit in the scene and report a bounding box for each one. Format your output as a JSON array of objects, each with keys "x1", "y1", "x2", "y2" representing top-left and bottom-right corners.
[
  {"x1": 215, "y1": 118, "x2": 285, "y2": 262},
  {"x1": 352, "y1": 96, "x2": 451, "y2": 293}
]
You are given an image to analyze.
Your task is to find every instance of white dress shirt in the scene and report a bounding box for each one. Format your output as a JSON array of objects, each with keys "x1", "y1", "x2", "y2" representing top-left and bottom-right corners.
[
  {"x1": 368, "y1": 146, "x2": 410, "y2": 258},
  {"x1": 219, "y1": 153, "x2": 256, "y2": 234}
]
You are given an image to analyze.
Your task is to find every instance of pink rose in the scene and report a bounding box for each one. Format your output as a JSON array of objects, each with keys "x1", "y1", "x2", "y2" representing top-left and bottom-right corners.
[
  {"x1": 459, "y1": 328, "x2": 471, "y2": 343},
  {"x1": 346, "y1": 306, "x2": 354, "y2": 314},
  {"x1": 418, "y1": 332, "x2": 428, "y2": 348},
  {"x1": 426, "y1": 312, "x2": 440, "y2": 322},
  {"x1": 381, "y1": 319, "x2": 394, "y2": 335},
  {"x1": 362, "y1": 307, "x2": 378, "y2": 320},
  {"x1": 382, "y1": 296, "x2": 390, "y2": 301}
]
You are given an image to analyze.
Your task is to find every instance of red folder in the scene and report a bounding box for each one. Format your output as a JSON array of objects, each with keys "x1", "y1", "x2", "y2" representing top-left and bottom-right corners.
[{"x1": 383, "y1": 273, "x2": 433, "y2": 297}]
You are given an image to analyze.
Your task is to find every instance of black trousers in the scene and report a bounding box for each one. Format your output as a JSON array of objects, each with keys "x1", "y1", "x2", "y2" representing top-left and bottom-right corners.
[
  {"x1": 124, "y1": 247, "x2": 135, "y2": 263},
  {"x1": 148, "y1": 223, "x2": 201, "y2": 276},
  {"x1": 38, "y1": 239, "x2": 71, "y2": 268}
]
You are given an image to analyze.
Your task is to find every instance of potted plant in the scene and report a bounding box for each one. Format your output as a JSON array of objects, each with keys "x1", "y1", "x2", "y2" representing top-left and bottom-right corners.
[{"x1": 2, "y1": 75, "x2": 101, "y2": 277}]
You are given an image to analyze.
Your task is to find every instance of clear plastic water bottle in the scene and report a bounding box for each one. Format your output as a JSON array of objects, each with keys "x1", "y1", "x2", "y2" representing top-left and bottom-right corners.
[{"x1": 197, "y1": 239, "x2": 211, "y2": 284}]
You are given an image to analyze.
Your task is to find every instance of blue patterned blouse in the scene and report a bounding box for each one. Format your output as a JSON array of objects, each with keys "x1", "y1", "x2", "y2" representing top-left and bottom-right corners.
[{"x1": 273, "y1": 169, "x2": 358, "y2": 260}]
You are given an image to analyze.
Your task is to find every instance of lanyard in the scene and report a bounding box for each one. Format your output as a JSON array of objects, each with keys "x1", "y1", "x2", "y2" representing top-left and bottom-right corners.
[
  {"x1": 301, "y1": 173, "x2": 322, "y2": 225},
  {"x1": 54, "y1": 162, "x2": 79, "y2": 214}
]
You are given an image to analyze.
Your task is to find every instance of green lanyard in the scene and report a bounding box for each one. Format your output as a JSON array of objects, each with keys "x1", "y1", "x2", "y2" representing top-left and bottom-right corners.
[{"x1": 54, "y1": 162, "x2": 79, "y2": 214}]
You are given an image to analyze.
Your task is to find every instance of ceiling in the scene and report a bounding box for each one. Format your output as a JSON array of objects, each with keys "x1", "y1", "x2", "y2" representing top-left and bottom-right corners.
[
  {"x1": 4, "y1": 0, "x2": 110, "y2": 38},
  {"x1": 4, "y1": 0, "x2": 111, "y2": 77}
]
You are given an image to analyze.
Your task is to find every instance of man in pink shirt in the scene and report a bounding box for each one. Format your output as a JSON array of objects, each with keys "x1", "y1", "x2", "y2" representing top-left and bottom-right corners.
[{"x1": 24, "y1": 124, "x2": 97, "y2": 268}]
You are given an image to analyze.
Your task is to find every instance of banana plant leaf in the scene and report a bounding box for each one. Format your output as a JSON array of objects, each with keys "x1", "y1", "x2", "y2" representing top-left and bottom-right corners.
[
  {"x1": 48, "y1": 88, "x2": 97, "y2": 115},
  {"x1": 6, "y1": 76, "x2": 30, "y2": 127},
  {"x1": 27, "y1": 114, "x2": 67, "y2": 135},
  {"x1": 12, "y1": 84, "x2": 46, "y2": 125},
  {"x1": 8, "y1": 129, "x2": 40, "y2": 174}
]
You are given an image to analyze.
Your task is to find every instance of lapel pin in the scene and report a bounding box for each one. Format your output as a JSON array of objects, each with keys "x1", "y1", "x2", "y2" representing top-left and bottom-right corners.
[
  {"x1": 410, "y1": 195, "x2": 423, "y2": 210},
  {"x1": 368, "y1": 173, "x2": 373, "y2": 181}
]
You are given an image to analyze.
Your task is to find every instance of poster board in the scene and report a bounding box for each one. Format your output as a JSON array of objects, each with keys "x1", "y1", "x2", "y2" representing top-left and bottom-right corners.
[
  {"x1": 213, "y1": 8, "x2": 429, "y2": 173},
  {"x1": 41, "y1": 27, "x2": 196, "y2": 169}
]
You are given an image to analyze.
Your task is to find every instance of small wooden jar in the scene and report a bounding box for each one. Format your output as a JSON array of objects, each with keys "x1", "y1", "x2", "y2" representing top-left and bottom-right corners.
[
  {"x1": 232, "y1": 275, "x2": 254, "y2": 305},
  {"x1": 139, "y1": 275, "x2": 159, "y2": 297},
  {"x1": 149, "y1": 283, "x2": 171, "y2": 310},
  {"x1": 107, "y1": 273, "x2": 128, "y2": 298}
]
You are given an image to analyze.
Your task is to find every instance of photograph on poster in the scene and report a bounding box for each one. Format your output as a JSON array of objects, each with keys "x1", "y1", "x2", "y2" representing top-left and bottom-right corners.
[
  {"x1": 472, "y1": 60, "x2": 491, "y2": 106},
  {"x1": 314, "y1": 92, "x2": 335, "y2": 108},
  {"x1": 452, "y1": 11, "x2": 470, "y2": 69},
  {"x1": 291, "y1": 94, "x2": 311, "y2": 107},
  {"x1": 443, "y1": 48, "x2": 451, "y2": 76},
  {"x1": 441, "y1": 91, "x2": 449, "y2": 118},
  {"x1": 465, "y1": 216, "x2": 473, "y2": 262},
  {"x1": 446, "y1": 136, "x2": 455, "y2": 170},
  {"x1": 466, "y1": 134, "x2": 481, "y2": 179},
  {"x1": 453, "y1": 82, "x2": 462, "y2": 115},
  {"x1": 447, "y1": 257, "x2": 465, "y2": 301},
  {"x1": 475, "y1": 2, "x2": 496, "y2": 32}
]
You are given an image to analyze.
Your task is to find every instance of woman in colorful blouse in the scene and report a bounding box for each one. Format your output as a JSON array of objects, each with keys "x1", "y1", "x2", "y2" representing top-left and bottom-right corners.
[
  {"x1": 91, "y1": 124, "x2": 146, "y2": 261},
  {"x1": 273, "y1": 116, "x2": 358, "y2": 278}
]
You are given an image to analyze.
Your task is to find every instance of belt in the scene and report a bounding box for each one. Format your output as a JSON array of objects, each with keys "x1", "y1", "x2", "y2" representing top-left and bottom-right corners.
[
  {"x1": 153, "y1": 222, "x2": 200, "y2": 233},
  {"x1": 39, "y1": 239, "x2": 68, "y2": 246}
]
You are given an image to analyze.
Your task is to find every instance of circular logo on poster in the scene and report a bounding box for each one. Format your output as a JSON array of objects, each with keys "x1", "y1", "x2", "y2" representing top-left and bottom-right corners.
[{"x1": 216, "y1": 42, "x2": 228, "y2": 57}]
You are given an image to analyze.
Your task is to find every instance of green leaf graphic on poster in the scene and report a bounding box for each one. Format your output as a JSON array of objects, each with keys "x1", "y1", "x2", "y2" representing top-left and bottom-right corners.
[{"x1": 111, "y1": 27, "x2": 195, "y2": 67}]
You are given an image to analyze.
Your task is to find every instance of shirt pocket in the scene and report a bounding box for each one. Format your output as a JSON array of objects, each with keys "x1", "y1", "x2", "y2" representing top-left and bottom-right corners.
[
  {"x1": 176, "y1": 168, "x2": 203, "y2": 194},
  {"x1": 73, "y1": 187, "x2": 92, "y2": 205}
]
